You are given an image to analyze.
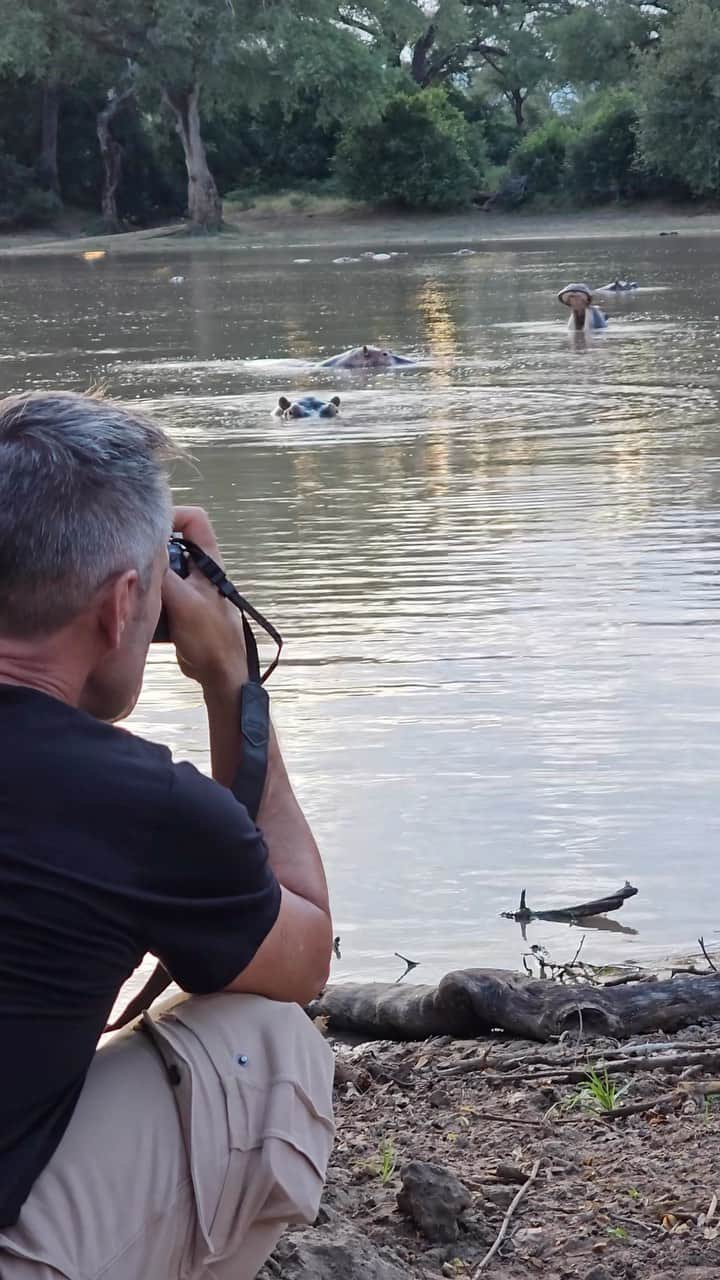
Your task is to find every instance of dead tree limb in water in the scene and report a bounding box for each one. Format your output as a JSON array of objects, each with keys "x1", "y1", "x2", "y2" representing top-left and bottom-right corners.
[{"x1": 502, "y1": 882, "x2": 638, "y2": 924}]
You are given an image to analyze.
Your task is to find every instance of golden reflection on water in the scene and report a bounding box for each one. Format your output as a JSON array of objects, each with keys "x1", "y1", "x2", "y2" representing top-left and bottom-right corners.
[{"x1": 3, "y1": 235, "x2": 720, "y2": 982}]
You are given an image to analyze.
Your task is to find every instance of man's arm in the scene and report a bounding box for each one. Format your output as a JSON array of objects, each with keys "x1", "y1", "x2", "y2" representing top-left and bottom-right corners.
[{"x1": 163, "y1": 508, "x2": 332, "y2": 1006}]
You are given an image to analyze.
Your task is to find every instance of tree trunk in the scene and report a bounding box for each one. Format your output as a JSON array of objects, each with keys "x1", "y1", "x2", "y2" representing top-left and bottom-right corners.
[
  {"x1": 96, "y1": 88, "x2": 134, "y2": 231},
  {"x1": 38, "y1": 81, "x2": 61, "y2": 194},
  {"x1": 508, "y1": 88, "x2": 526, "y2": 129},
  {"x1": 410, "y1": 23, "x2": 436, "y2": 86},
  {"x1": 165, "y1": 84, "x2": 222, "y2": 232}
]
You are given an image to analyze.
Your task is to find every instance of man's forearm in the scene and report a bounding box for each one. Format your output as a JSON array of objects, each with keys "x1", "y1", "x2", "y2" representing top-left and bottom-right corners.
[{"x1": 203, "y1": 677, "x2": 330, "y2": 916}]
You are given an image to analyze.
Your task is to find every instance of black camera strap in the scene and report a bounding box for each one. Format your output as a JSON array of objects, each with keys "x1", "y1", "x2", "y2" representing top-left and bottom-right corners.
[
  {"x1": 106, "y1": 540, "x2": 282, "y2": 1033},
  {"x1": 181, "y1": 538, "x2": 281, "y2": 824}
]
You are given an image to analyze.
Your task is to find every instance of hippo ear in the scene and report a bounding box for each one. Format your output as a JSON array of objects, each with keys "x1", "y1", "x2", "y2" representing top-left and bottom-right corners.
[
  {"x1": 331, "y1": 396, "x2": 341, "y2": 406},
  {"x1": 362, "y1": 344, "x2": 369, "y2": 355},
  {"x1": 278, "y1": 396, "x2": 291, "y2": 410}
]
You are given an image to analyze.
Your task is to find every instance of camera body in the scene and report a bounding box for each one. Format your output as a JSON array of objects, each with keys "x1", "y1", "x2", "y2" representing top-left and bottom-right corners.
[{"x1": 152, "y1": 535, "x2": 190, "y2": 643}]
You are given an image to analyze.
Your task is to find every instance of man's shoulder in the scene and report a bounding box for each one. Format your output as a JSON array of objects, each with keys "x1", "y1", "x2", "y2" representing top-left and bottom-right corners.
[{"x1": 0, "y1": 685, "x2": 174, "y2": 793}]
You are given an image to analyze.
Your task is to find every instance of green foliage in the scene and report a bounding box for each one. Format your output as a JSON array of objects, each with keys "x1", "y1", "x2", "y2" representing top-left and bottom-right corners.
[
  {"x1": 569, "y1": 1068, "x2": 630, "y2": 1114},
  {"x1": 458, "y1": 92, "x2": 520, "y2": 167},
  {"x1": 510, "y1": 116, "x2": 575, "y2": 194},
  {"x1": 0, "y1": 0, "x2": 714, "y2": 230},
  {"x1": 550, "y1": 0, "x2": 658, "y2": 89},
  {"x1": 336, "y1": 88, "x2": 487, "y2": 210},
  {"x1": 606, "y1": 1226, "x2": 629, "y2": 1241},
  {"x1": 637, "y1": 0, "x2": 720, "y2": 198},
  {"x1": 564, "y1": 90, "x2": 642, "y2": 203},
  {"x1": 378, "y1": 1138, "x2": 397, "y2": 1185},
  {"x1": 0, "y1": 152, "x2": 61, "y2": 227}
]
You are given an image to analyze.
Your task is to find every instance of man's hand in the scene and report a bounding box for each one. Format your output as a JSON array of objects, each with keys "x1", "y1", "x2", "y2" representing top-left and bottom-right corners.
[{"x1": 162, "y1": 507, "x2": 249, "y2": 691}]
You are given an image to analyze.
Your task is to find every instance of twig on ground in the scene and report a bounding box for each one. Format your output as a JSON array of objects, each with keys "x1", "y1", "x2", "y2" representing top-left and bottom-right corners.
[
  {"x1": 468, "y1": 1110, "x2": 550, "y2": 1128},
  {"x1": 605, "y1": 1077, "x2": 720, "y2": 1121},
  {"x1": 699, "y1": 936, "x2": 718, "y2": 973},
  {"x1": 471, "y1": 1159, "x2": 542, "y2": 1275},
  {"x1": 470, "y1": 1048, "x2": 720, "y2": 1087},
  {"x1": 603, "y1": 972, "x2": 654, "y2": 986},
  {"x1": 438, "y1": 1041, "x2": 720, "y2": 1080},
  {"x1": 604, "y1": 1090, "x2": 678, "y2": 1120}
]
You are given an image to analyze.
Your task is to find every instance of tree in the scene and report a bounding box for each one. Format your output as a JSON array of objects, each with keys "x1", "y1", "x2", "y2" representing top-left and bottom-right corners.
[
  {"x1": 66, "y1": 0, "x2": 391, "y2": 230},
  {"x1": 636, "y1": 0, "x2": 720, "y2": 197},
  {"x1": 337, "y1": 0, "x2": 511, "y2": 88},
  {"x1": 96, "y1": 78, "x2": 136, "y2": 229},
  {"x1": 548, "y1": 0, "x2": 660, "y2": 92},
  {"x1": 474, "y1": 1, "x2": 561, "y2": 128},
  {"x1": 0, "y1": 0, "x2": 88, "y2": 195}
]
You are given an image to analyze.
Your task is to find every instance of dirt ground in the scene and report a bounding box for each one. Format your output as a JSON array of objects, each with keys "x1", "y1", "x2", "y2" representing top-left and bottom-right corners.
[
  {"x1": 273, "y1": 1020, "x2": 720, "y2": 1280},
  {"x1": 3, "y1": 201, "x2": 720, "y2": 258}
]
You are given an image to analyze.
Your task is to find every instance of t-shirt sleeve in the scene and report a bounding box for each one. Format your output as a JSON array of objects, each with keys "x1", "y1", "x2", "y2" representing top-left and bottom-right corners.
[{"x1": 140, "y1": 761, "x2": 281, "y2": 994}]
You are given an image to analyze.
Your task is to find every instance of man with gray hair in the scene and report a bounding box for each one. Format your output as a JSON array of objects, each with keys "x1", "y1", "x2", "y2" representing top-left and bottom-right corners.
[{"x1": 0, "y1": 391, "x2": 335, "y2": 1279}]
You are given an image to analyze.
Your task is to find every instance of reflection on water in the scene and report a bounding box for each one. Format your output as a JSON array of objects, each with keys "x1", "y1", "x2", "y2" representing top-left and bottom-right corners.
[{"x1": 4, "y1": 234, "x2": 720, "y2": 985}]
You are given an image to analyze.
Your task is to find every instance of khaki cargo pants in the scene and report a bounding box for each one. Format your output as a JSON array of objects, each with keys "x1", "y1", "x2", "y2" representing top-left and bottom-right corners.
[{"x1": 0, "y1": 993, "x2": 335, "y2": 1279}]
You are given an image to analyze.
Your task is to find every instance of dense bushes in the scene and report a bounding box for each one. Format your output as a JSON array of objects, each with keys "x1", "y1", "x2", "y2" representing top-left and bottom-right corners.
[
  {"x1": 507, "y1": 92, "x2": 674, "y2": 207},
  {"x1": 637, "y1": 0, "x2": 720, "y2": 198},
  {"x1": 565, "y1": 92, "x2": 643, "y2": 203},
  {"x1": 509, "y1": 116, "x2": 574, "y2": 195},
  {"x1": 336, "y1": 89, "x2": 487, "y2": 210},
  {"x1": 0, "y1": 154, "x2": 62, "y2": 229}
]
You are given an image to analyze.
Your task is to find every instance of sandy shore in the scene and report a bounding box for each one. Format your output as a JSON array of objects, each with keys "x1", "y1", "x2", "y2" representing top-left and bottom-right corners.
[{"x1": 2, "y1": 203, "x2": 720, "y2": 258}]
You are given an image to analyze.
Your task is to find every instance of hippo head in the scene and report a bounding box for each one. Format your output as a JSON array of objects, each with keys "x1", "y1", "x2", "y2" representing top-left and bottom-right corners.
[
  {"x1": 361, "y1": 344, "x2": 396, "y2": 367},
  {"x1": 275, "y1": 395, "x2": 341, "y2": 420}
]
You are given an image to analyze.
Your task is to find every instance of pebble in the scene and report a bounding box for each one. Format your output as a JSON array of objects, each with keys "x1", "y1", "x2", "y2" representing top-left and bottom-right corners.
[{"x1": 428, "y1": 1089, "x2": 450, "y2": 1108}]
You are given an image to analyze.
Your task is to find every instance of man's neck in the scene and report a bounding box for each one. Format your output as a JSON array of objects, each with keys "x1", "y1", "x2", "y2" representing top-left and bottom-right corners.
[{"x1": 0, "y1": 658, "x2": 80, "y2": 707}]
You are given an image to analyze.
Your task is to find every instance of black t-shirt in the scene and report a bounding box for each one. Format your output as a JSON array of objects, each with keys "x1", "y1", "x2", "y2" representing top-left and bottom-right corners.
[{"x1": 0, "y1": 684, "x2": 281, "y2": 1228}]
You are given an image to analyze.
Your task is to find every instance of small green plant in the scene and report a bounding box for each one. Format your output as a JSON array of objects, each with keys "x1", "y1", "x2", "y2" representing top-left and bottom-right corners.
[
  {"x1": 627, "y1": 1187, "x2": 641, "y2": 1201},
  {"x1": 555, "y1": 1067, "x2": 630, "y2": 1116},
  {"x1": 378, "y1": 1138, "x2": 397, "y2": 1185},
  {"x1": 606, "y1": 1225, "x2": 629, "y2": 1241},
  {"x1": 703, "y1": 1095, "x2": 720, "y2": 1120}
]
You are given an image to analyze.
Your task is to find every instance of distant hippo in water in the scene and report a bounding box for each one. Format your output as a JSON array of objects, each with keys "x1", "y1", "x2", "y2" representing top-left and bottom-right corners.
[
  {"x1": 597, "y1": 278, "x2": 638, "y2": 293},
  {"x1": 273, "y1": 394, "x2": 341, "y2": 420},
  {"x1": 557, "y1": 283, "x2": 608, "y2": 332},
  {"x1": 320, "y1": 344, "x2": 414, "y2": 369}
]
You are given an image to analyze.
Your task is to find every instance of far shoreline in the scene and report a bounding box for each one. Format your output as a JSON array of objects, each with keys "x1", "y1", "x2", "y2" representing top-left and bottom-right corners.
[{"x1": 2, "y1": 201, "x2": 720, "y2": 258}]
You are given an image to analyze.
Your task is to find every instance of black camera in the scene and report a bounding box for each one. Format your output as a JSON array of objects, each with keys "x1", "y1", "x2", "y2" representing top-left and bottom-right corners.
[
  {"x1": 150, "y1": 533, "x2": 283, "y2": 683},
  {"x1": 152, "y1": 535, "x2": 190, "y2": 643}
]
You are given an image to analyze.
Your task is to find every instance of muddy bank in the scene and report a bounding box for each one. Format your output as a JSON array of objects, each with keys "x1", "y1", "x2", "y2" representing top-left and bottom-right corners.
[
  {"x1": 261, "y1": 1018, "x2": 720, "y2": 1279},
  {"x1": 3, "y1": 202, "x2": 720, "y2": 258}
]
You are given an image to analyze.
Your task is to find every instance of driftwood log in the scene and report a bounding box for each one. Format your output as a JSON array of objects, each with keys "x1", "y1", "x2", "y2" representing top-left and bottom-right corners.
[
  {"x1": 501, "y1": 882, "x2": 637, "y2": 924},
  {"x1": 309, "y1": 968, "x2": 720, "y2": 1043}
]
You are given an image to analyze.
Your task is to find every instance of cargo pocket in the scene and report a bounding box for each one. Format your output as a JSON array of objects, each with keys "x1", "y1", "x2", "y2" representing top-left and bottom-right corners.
[{"x1": 207, "y1": 1070, "x2": 335, "y2": 1255}]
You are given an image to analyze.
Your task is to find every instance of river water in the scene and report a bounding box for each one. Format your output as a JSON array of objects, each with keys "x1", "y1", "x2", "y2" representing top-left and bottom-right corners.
[{"x1": 3, "y1": 232, "x2": 720, "y2": 987}]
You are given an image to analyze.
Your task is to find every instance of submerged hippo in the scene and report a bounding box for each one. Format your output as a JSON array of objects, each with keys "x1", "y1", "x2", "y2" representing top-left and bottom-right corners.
[
  {"x1": 320, "y1": 344, "x2": 414, "y2": 369},
  {"x1": 597, "y1": 278, "x2": 638, "y2": 293},
  {"x1": 557, "y1": 283, "x2": 608, "y2": 332},
  {"x1": 273, "y1": 394, "x2": 341, "y2": 420}
]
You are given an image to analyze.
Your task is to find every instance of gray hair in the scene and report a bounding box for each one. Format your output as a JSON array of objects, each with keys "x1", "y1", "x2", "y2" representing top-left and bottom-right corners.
[{"x1": 0, "y1": 391, "x2": 175, "y2": 637}]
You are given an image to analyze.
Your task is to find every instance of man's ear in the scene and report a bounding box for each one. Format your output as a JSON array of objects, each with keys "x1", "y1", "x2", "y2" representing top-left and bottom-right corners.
[{"x1": 95, "y1": 570, "x2": 139, "y2": 651}]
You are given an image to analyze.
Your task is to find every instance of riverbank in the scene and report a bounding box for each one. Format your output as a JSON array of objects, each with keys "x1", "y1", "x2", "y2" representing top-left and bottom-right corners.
[
  {"x1": 3, "y1": 201, "x2": 720, "y2": 258},
  {"x1": 266, "y1": 1016, "x2": 720, "y2": 1279}
]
